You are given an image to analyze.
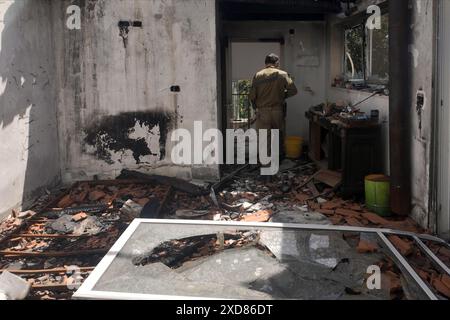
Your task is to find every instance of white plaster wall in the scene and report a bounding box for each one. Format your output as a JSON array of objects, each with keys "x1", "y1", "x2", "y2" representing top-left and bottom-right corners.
[
  {"x1": 52, "y1": 0, "x2": 219, "y2": 182},
  {"x1": 223, "y1": 21, "x2": 327, "y2": 140},
  {"x1": 0, "y1": 0, "x2": 60, "y2": 219},
  {"x1": 409, "y1": 0, "x2": 435, "y2": 229},
  {"x1": 231, "y1": 42, "x2": 281, "y2": 81}
]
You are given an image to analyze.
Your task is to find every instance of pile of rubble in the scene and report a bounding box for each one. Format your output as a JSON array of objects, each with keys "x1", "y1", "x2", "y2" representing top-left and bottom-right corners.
[
  {"x1": 207, "y1": 163, "x2": 449, "y2": 299},
  {"x1": 0, "y1": 162, "x2": 449, "y2": 300},
  {"x1": 0, "y1": 179, "x2": 174, "y2": 300},
  {"x1": 210, "y1": 163, "x2": 422, "y2": 235}
]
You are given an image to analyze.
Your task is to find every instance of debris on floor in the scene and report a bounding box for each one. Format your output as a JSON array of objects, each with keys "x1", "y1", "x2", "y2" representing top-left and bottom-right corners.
[
  {"x1": 0, "y1": 180, "x2": 171, "y2": 300},
  {"x1": 132, "y1": 231, "x2": 268, "y2": 269},
  {"x1": 0, "y1": 160, "x2": 449, "y2": 300},
  {"x1": 0, "y1": 270, "x2": 31, "y2": 300}
]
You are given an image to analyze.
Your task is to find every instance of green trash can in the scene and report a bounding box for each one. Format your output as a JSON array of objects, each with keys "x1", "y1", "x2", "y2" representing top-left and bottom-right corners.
[{"x1": 365, "y1": 175, "x2": 391, "y2": 217}]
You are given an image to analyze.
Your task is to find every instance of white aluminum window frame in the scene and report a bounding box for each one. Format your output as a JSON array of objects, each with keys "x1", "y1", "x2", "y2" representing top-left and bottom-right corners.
[{"x1": 73, "y1": 219, "x2": 449, "y2": 300}]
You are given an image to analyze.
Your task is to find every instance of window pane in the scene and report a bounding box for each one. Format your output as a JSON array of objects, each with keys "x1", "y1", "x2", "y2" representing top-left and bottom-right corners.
[
  {"x1": 231, "y1": 80, "x2": 252, "y2": 121},
  {"x1": 344, "y1": 24, "x2": 365, "y2": 80},
  {"x1": 369, "y1": 14, "x2": 389, "y2": 82}
]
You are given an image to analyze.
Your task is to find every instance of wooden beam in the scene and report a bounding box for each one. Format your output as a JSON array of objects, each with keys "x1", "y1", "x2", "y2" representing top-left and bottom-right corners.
[
  {"x1": 0, "y1": 267, "x2": 95, "y2": 275},
  {"x1": 0, "y1": 249, "x2": 108, "y2": 258},
  {"x1": 12, "y1": 234, "x2": 87, "y2": 239}
]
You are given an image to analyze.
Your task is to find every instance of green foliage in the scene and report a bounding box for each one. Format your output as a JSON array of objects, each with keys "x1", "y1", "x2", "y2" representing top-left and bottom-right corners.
[
  {"x1": 237, "y1": 80, "x2": 251, "y2": 119},
  {"x1": 345, "y1": 24, "x2": 365, "y2": 79},
  {"x1": 232, "y1": 80, "x2": 252, "y2": 120},
  {"x1": 344, "y1": 14, "x2": 389, "y2": 83}
]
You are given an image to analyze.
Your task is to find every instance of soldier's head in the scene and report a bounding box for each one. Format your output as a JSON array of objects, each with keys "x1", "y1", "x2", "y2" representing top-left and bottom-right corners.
[{"x1": 265, "y1": 53, "x2": 280, "y2": 68}]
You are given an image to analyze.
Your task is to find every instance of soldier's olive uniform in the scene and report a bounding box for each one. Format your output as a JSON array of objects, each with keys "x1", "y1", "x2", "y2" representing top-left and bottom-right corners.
[{"x1": 249, "y1": 66, "x2": 298, "y2": 158}]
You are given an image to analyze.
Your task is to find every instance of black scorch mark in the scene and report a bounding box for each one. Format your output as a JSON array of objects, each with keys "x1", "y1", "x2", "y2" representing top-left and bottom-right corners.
[{"x1": 84, "y1": 111, "x2": 174, "y2": 165}]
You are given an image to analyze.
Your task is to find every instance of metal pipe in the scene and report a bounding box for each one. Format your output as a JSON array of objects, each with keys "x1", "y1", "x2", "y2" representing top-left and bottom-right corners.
[{"x1": 389, "y1": 0, "x2": 412, "y2": 215}]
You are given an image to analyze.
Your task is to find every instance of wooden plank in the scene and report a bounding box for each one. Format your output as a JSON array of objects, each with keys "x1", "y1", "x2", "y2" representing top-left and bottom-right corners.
[
  {"x1": 0, "y1": 267, "x2": 95, "y2": 275},
  {"x1": 12, "y1": 234, "x2": 88, "y2": 239},
  {"x1": 0, "y1": 212, "x2": 37, "y2": 247},
  {"x1": 309, "y1": 121, "x2": 322, "y2": 161},
  {"x1": 31, "y1": 284, "x2": 75, "y2": 291},
  {"x1": 314, "y1": 170, "x2": 342, "y2": 188},
  {"x1": 307, "y1": 182, "x2": 320, "y2": 197},
  {"x1": 0, "y1": 249, "x2": 108, "y2": 258},
  {"x1": 157, "y1": 186, "x2": 175, "y2": 217}
]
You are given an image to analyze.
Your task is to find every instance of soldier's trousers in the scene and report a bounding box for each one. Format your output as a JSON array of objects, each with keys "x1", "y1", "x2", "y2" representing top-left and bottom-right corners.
[{"x1": 255, "y1": 107, "x2": 285, "y2": 161}]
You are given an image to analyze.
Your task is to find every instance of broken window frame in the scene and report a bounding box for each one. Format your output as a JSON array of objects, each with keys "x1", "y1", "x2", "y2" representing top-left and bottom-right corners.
[
  {"x1": 365, "y1": 13, "x2": 389, "y2": 85},
  {"x1": 73, "y1": 219, "x2": 449, "y2": 300},
  {"x1": 342, "y1": 6, "x2": 389, "y2": 87},
  {"x1": 343, "y1": 23, "x2": 366, "y2": 82}
]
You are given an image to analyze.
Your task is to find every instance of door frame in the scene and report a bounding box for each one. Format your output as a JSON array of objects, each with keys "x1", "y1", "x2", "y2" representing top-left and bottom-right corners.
[
  {"x1": 224, "y1": 38, "x2": 285, "y2": 126},
  {"x1": 434, "y1": 0, "x2": 450, "y2": 238}
]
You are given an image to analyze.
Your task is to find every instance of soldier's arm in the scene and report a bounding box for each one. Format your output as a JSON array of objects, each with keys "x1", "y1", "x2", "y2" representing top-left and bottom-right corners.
[{"x1": 284, "y1": 74, "x2": 298, "y2": 99}]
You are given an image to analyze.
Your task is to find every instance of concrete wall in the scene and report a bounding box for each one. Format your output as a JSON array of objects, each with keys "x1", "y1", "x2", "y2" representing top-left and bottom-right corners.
[
  {"x1": 0, "y1": 0, "x2": 60, "y2": 219},
  {"x1": 52, "y1": 0, "x2": 220, "y2": 183},
  {"x1": 222, "y1": 21, "x2": 327, "y2": 140},
  {"x1": 409, "y1": 0, "x2": 436, "y2": 229},
  {"x1": 231, "y1": 42, "x2": 281, "y2": 81}
]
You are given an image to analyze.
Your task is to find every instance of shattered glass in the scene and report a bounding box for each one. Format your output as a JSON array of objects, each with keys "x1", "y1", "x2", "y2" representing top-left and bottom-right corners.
[{"x1": 89, "y1": 222, "x2": 429, "y2": 300}]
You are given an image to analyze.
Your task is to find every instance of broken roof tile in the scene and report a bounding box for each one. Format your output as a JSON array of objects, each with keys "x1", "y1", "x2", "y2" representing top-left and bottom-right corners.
[
  {"x1": 361, "y1": 212, "x2": 390, "y2": 226},
  {"x1": 388, "y1": 235, "x2": 413, "y2": 256}
]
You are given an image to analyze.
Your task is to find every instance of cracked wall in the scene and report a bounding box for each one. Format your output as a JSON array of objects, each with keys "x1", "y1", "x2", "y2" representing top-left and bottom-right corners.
[{"x1": 52, "y1": 0, "x2": 220, "y2": 183}]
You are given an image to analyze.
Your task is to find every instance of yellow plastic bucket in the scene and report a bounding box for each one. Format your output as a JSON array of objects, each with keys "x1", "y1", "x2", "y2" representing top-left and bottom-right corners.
[
  {"x1": 285, "y1": 136, "x2": 303, "y2": 159},
  {"x1": 365, "y1": 174, "x2": 391, "y2": 217}
]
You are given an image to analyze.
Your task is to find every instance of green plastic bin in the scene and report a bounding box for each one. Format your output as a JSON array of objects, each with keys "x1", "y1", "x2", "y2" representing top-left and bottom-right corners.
[{"x1": 365, "y1": 174, "x2": 391, "y2": 217}]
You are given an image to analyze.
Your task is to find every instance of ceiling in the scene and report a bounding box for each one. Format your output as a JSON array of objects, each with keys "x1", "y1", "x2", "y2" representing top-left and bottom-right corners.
[{"x1": 219, "y1": 0, "x2": 343, "y2": 21}]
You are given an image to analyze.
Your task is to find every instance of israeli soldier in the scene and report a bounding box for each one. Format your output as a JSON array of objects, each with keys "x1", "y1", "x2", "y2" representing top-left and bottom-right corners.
[{"x1": 249, "y1": 53, "x2": 298, "y2": 162}]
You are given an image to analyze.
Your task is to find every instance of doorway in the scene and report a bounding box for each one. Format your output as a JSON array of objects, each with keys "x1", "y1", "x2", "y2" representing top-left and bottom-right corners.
[{"x1": 226, "y1": 41, "x2": 282, "y2": 130}]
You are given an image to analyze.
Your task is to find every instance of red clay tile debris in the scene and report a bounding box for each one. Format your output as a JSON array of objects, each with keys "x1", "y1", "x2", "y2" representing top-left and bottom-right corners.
[
  {"x1": 432, "y1": 276, "x2": 450, "y2": 298},
  {"x1": 388, "y1": 235, "x2": 413, "y2": 256},
  {"x1": 357, "y1": 240, "x2": 378, "y2": 254},
  {"x1": 71, "y1": 212, "x2": 87, "y2": 222},
  {"x1": 335, "y1": 208, "x2": 360, "y2": 218},
  {"x1": 241, "y1": 210, "x2": 273, "y2": 222},
  {"x1": 88, "y1": 190, "x2": 106, "y2": 202},
  {"x1": 361, "y1": 212, "x2": 389, "y2": 226},
  {"x1": 441, "y1": 274, "x2": 450, "y2": 289},
  {"x1": 384, "y1": 271, "x2": 403, "y2": 295}
]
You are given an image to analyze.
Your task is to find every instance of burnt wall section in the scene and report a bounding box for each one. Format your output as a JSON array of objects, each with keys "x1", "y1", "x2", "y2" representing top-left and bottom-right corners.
[
  {"x1": 52, "y1": 0, "x2": 219, "y2": 182},
  {"x1": 83, "y1": 111, "x2": 175, "y2": 165},
  {"x1": 0, "y1": 0, "x2": 60, "y2": 219}
]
